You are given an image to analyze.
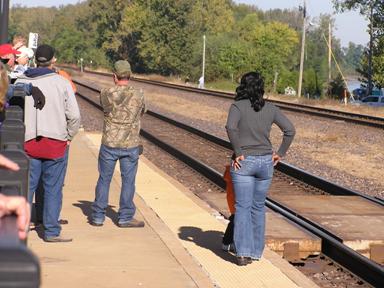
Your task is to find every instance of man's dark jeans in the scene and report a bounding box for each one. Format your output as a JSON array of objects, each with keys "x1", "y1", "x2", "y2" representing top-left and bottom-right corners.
[{"x1": 29, "y1": 148, "x2": 68, "y2": 238}]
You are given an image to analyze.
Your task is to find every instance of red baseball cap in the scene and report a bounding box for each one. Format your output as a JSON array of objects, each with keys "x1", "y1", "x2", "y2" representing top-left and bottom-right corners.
[{"x1": 0, "y1": 44, "x2": 21, "y2": 57}]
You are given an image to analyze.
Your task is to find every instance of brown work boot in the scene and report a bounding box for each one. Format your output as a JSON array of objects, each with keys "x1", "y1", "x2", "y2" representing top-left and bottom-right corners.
[{"x1": 117, "y1": 218, "x2": 145, "y2": 228}]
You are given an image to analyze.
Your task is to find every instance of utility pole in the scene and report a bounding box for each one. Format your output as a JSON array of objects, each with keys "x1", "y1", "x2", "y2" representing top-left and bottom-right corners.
[
  {"x1": 0, "y1": 0, "x2": 10, "y2": 44},
  {"x1": 198, "y1": 34, "x2": 206, "y2": 89},
  {"x1": 367, "y1": 4, "x2": 374, "y2": 96},
  {"x1": 202, "y1": 34, "x2": 206, "y2": 82},
  {"x1": 328, "y1": 21, "x2": 332, "y2": 88},
  {"x1": 273, "y1": 71, "x2": 279, "y2": 93},
  {"x1": 297, "y1": 0, "x2": 306, "y2": 98}
]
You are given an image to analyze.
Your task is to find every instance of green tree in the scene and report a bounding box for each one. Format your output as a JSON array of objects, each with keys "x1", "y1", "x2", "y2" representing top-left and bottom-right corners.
[
  {"x1": 236, "y1": 13, "x2": 260, "y2": 41},
  {"x1": 189, "y1": 0, "x2": 235, "y2": 34},
  {"x1": 329, "y1": 73, "x2": 347, "y2": 99},
  {"x1": 249, "y1": 22, "x2": 299, "y2": 89},
  {"x1": 303, "y1": 68, "x2": 321, "y2": 97},
  {"x1": 342, "y1": 42, "x2": 364, "y2": 74},
  {"x1": 261, "y1": 8, "x2": 303, "y2": 31},
  {"x1": 9, "y1": 6, "x2": 58, "y2": 43},
  {"x1": 117, "y1": 0, "x2": 196, "y2": 75},
  {"x1": 333, "y1": 0, "x2": 384, "y2": 93},
  {"x1": 373, "y1": 54, "x2": 384, "y2": 88},
  {"x1": 202, "y1": 33, "x2": 250, "y2": 81},
  {"x1": 232, "y1": 3, "x2": 261, "y2": 22}
]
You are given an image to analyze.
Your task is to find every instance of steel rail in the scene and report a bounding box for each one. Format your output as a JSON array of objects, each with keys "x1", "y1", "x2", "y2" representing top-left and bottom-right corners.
[
  {"x1": 76, "y1": 87, "x2": 384, "y2": 287},
  {"x1": 74, "y1": 79, "x2": 384, "y2": 206},
  {"x1": 146, "y1": 108, "x2": 384, "y2": 205},
  {"x1": 67, "y1": 67, "x2": 384, "y2": 129}
]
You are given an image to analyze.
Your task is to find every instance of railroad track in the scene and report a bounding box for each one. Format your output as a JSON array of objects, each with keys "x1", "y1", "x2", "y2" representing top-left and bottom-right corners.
[
  {"x1": 75, "y1": 79, "x2": 384, "y2": 287},
  {"x1": 62, "y1": 65, "x2": 384, "y2": 129}
]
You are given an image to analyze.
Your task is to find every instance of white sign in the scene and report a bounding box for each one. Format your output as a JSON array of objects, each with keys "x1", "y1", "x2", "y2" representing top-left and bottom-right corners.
[{"x1": 28, "y1": 33, "x2": 38, "y2": 49}]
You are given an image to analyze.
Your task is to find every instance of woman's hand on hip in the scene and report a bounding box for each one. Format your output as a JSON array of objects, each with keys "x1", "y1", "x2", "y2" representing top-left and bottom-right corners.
[
  {"x1": 272, "y1": 152, "x2": 281, "y2": 166},
  {"x1": 232, "y1": 155, "x2": 244, "y2": 170}
]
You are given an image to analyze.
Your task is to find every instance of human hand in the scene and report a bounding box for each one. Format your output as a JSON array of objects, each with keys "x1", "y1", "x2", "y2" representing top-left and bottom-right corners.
[
  {"x1": 31, "y1": 86, "x2": 45, "y2": 110},
  {"x1": 272, "y1": 152, "x2": 281, "y2": 166},
  {"x1": 232, "y1": 155, "x2": 244, "y2": 170},
  {"x1": 0, "y1": 154, "x2": 20, "y2": 171},
  {"x1": 0, "y1": 194, "x2": 30, "y2": 240}
]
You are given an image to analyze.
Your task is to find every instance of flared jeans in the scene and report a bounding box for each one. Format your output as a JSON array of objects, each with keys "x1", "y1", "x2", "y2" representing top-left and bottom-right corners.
[{"x1": 230, "y1": 155, "x2": 273, "y2": 259}]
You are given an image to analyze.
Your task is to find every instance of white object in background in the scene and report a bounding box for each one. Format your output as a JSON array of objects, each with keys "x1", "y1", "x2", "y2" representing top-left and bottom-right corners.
[{"x1": 28, "y1": 33, "x2": 38, "y2": 49}]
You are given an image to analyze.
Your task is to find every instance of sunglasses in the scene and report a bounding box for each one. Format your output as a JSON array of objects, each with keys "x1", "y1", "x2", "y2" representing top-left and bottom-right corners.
[{"x1": 0, "y1": 58, "x2": 10, "y2": 64}]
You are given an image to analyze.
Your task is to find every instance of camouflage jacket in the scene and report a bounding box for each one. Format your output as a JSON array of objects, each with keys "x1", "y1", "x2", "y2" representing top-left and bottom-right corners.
[{"x1": 100, "y1": 85, "x2": 146, "y2": 148}]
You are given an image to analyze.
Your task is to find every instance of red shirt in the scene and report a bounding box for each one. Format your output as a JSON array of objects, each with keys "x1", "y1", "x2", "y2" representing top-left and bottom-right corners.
[{"x1": 25, "y1": 137, "x2": 67, "y2": 159}]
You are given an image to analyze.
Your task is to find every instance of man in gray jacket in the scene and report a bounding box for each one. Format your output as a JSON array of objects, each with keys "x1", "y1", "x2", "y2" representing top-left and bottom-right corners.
[{"x1": 16, "y1": 44, "x2": 81, "y2": 242}]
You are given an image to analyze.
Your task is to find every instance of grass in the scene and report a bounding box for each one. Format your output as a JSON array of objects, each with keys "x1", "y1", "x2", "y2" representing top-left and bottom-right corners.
[
  {"x1": 204, "y1": 79, "x2": 237, "y2": 92},
  {"x1": 146, "y1": 76, "x2": 238, "y2": 92}
]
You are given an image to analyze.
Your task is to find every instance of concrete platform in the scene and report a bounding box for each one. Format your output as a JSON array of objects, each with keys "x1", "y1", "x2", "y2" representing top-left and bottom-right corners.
[
  {"x1": 273, "y1": 195, "x2": 384, "y2": 262},
  {"x1": 178, "y1": 171, "x2": 321, "y2": 260},
  {"x1": 265, "y1": 212, "x2": 320, "y2": 259},
  {"x1": 29, "y1": 132, "x2": 318, "y2": 288},
  {"x1": 28, "y1": 132, "x2": 213, "y2": 288}
]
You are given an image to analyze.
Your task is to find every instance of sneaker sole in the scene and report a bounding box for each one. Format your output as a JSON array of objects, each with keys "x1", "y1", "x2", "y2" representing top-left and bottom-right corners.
[
  {"x1": 117, "y1": 223, "x2": 145, "y2": 228},
  {"x1": 90, "y1": 221, "x2": 103, "y2": 226},
  {"x1": 44, "y1": 238, "x2": 73, "y2": 243}
]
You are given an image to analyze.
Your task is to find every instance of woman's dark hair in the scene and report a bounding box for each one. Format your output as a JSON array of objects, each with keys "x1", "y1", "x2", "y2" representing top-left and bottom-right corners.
[{"x1": 235, "y1": 71, "x2": 265, "y2": 111}]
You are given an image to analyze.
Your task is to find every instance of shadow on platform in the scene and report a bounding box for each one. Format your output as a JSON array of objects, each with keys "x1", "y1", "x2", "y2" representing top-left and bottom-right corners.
[
  {"x1": 178, "y1": 226, "x2": 236, "y2": 264},
  {"x1": 73, "y1": 200, "x2": 118, "y2": 224}
]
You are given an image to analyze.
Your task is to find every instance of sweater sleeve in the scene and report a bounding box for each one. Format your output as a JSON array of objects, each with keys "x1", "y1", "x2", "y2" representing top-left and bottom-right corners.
[
  {"x1": 225, "y1": 104, "x2": 243, "y2": 157},
  {"x1": 273, "y1": 107, "x2": 296, "y2": 157},
  {"x1": 64, "y1": 81, "x2": 81, "y2": 140}
]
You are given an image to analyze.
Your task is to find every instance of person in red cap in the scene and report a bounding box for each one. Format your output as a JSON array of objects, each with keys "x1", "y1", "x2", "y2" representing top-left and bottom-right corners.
[
  {"x1": 0, "y1": 44, "x2": 20, "y2": 74},
  {"x1": 0, "y1": 45, "x2": 45, "y2": 114}
]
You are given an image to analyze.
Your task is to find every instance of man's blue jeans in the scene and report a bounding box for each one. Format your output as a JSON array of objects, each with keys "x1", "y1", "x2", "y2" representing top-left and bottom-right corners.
[
  {"x1": 34, "y1": 148, "x2": 69, "y2": 224},
  {"x1": 29, "y1": 149, "x2": 68, "y2": 238},
  {"x1": 230, "y1": 155, "x2": 273, "y2": 259},
  {"x1": 92, "y1": 144, "x2": 139, "y2": 224}
]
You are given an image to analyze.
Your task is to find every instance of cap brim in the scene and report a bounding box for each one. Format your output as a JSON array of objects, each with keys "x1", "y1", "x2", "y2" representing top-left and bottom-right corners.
[{"x1": 0, "y1": 49, "x2": 20, "y2": 56}]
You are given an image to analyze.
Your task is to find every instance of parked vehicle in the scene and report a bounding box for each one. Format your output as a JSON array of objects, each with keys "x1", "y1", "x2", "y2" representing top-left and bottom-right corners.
[
  {"x1": 352, "y1": 88, "x2": 366, "y2": 100},
  {"x1": 351, "y1": 95, "x2": 384, "y2": 107},
  {"x1": 351, "y1": 87, "x2": 383, "y2": 100}
]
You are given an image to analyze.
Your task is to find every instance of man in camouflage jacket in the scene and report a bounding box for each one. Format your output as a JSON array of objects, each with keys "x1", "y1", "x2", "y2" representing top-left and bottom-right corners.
[{"x1": 91, "y1": 60, "x2": 146, "y2": 228}]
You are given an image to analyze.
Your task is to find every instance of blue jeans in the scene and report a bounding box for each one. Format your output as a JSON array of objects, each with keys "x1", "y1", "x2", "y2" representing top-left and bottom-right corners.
[
  {"x1": 230, "y1": 155, "x2": 273, "y2": 259},
  {"x1": 92, "y1": 144, "x2": 139, "y2": 224},
  {"x1": 29, "y1": 148, "x2": 68, "y2": 238},
  {"x1": 34, "y1": 148, "x2": 70, "y2": 223}
]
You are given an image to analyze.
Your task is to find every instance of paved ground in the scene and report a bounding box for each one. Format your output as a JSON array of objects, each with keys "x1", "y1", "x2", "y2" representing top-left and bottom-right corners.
[{"x1": 28, "y1": 132, "x2": 318, "y2": 288}]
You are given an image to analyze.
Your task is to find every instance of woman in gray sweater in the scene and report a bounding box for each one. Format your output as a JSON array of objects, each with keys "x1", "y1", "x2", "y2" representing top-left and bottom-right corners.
[{"x1": 226, "y1": 71, "x2": 295, "y2": 266}]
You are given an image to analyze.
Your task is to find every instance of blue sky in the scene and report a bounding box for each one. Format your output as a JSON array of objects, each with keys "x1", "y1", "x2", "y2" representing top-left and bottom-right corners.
[{"x1": 11, "y1": 0, "x2": 369, "y2": 47}]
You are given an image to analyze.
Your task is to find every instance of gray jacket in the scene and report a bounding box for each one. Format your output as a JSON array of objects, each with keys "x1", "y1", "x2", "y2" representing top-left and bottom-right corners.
[{"x1": 16, "y1": 72, "x2": 81, "y2": 142}]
